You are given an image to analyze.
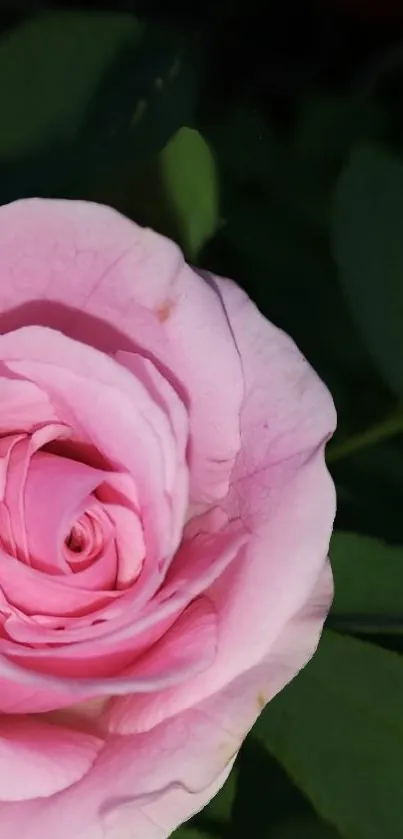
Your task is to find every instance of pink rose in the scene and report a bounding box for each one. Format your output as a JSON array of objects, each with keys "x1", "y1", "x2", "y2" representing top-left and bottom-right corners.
[{"x1": 0, "y1": 199, "x2": 335, "y2": 838}]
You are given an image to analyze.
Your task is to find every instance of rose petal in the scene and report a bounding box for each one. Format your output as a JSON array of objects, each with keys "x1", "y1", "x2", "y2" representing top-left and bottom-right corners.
[
  {"x1": 116, "y1": 351, "x2": 189, "y2": 554},
  {"x1": 0, "y1": 565, "x2": 330, "y2": 835},
  {"x1": 0, "y1": 198, "x2": 243, "y2": 504},
  {"x1": 104, "y1": 503, "x2": 145, "y2": 588},
  {"x1": 0, "y1": 525, "x2": 243, "y2": 710},
  {"x1": 1, "y1": 326, "x2": 178, "y2": 495},
  {"x1": 215, "y1": 276, "x2": 337, "y2": 466},
  {"x1": 0, "y1": 595, "x2": 216, "y2": 712},
  {"x1": 106, "y1": 281, "x2": 336, "y2": 727},
  {"x1": 0, "y1": 715, "x2": 103, "y2": 801},
  {"x1": 0, "y1": 375, "x2": 56, "y2": 435},
  {"x1": 0, "y1": 424, "x2": 73, "y2": 565},
  {"x1": 2, "y1": 328, "x2": 184, "y2": 564},
  {"x1": 23, "y1": 452, "x2": 113, "y2": 575},
  {"x1": 0, "y1": 551, "x2": 119, "y2": 619}
]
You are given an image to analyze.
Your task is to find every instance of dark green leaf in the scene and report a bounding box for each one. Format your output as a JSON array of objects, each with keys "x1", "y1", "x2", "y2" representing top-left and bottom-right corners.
[
  {"x1": 87, "y1": 127, "x2": 219, "y2": 260},
  {"x1": 255, "y1": 630, "x2": 403, "y2": 839},
  {"x1": 0, "y1": 11, "x2": 142, "y2": 157},
  {"x1": 332, "y1": 452, "x2": 403, "y2": 545},
  {"x1": 171, "y1": 829, "x2": 211, "y2": 839},
  {"x1": 174, "y1": 768, "x2": 236, "y2": 838},
  {"x1": 270, "y1": 815, "x2": 340, "y2": 838},
  {"x1": 329, "y1": 531, "x2": 403, "y2": 631},
  {"x1": 272, "y1": 95, "x2": 389, "y2": 233},
  {"x1": 202, "y1": 766, "x2": 236, "y2": 824},
  {"x1": 333, "y1": 144, "x2": 403, "y2": 397},
  {"x1": 0, "y1": 11, "x2": 200, "y2": 202}
]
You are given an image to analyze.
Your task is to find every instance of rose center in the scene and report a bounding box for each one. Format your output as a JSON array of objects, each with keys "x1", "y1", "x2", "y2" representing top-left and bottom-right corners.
[
  {"x1": 63, "y1": 511, "x2": 106, "y2": 572},
  {"x1": 65, "y1": 525, "x2": 85, "y2": 554}
]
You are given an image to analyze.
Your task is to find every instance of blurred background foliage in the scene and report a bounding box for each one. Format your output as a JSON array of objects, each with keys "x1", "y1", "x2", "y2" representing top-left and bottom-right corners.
[{"x1": 2, "y1": 0, "x2": 403, "y2": 836}]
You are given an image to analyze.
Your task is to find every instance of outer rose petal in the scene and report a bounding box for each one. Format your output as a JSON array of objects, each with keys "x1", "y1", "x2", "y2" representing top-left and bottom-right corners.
[
  {"x1": 0, "y1": 564, "x2": 330, "y2": 837},
  {"x1": 214, "y1": 276, "x2": 337, "y2": 463},
  {"x1": 0, "y1": 377, "x2": 57, "y2": 436},
  {"x1": 104, "y1": 282, "x2": 336, "y2": 733},
  {"x1": 0, "y1": 591, "x2": 219, "y2": 712},
  {"x1": 0, "y1": 716, "x2": 103, "y2": 801},
  {"x1": 0, "y1": 201, "x2": 336, "y2": 839},
  {"x1": 0, "y1": 199, "x2": 243, "y2": 504}
]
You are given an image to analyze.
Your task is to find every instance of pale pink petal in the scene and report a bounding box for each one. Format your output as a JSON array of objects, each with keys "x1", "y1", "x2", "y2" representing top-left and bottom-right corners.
[
  {"x1": 23, "y1": 452, "x2": 112, "y2": 575},
  {"x1": 123, "y1": 597, "x2": 217, "y2": 683},
  {"x1": 0, "y1": 715, "x2": 103, "y2": 801},
  {"x1": 160, "y1": 521, "x2": 247, "y2": 604},
  {"x1": 5, "y1": 344, "x2": 181, "y2": 564},
  {"x1": 116, "y1": 351, "x2": 189, "y2": 552},
  {"x1": 116, "y1": 352, "x2": 188, "y2": 455},
  {"x1": 0, "y1": 202, "x2": 336, "y2": 839},
  {"x1": 0, "y1": 757, "x2": 232, "y2": 839},
  {"x1": 174, "y1": 280, "x2": 336, "y2": 692},
  {"x1": 215, "y1": 277, "x2": 337, "y2": 467},
  {"x1": 0, "y1": 517, "x2": 242, "y2": 716},
  {"x1": 0, "y1": 551, "x2": 119, "y2": 618},
  {"x1": 0, "y1": 424, "x2": 74, "y2": 564},
  {"x1": 0, "y1": 513, "x2": 244, "y2": 714},
  {"x1": 0, "y1": 666, "x2": 81, "y2": 713},
  {"x1": 0, "y1": 565, "x2": 329, "y2": 835},
  {"x1": 1, "y1": 325, "x2": 179, "y2": 497},
  {"x1": 105, "y1": 282, "x2": 336, "y2": 726},
  {"x1": 0, "y1": 595, "x2": 216, "y2": 712},
  {"x1": 0, "y1": 376, "x2": 56, "y2": 435},
  {"x1": 0, "y1": 434, "x2": 25, "y2": 499},
  {"x1": 6, "y1": 594, "x2": 215, "y2": 681},
  {"x1": 105, "y1": 503, "x2": 145, "y2": 588},
  {"x1": 109, "y1": 452, "x2": 334, "y2": 730},
  {"x1": 0, "y1": 199, "x2": 243, "y2": 504},
  {"x1": 99, "y1": 762, "x2": 235, "y2": 839}
]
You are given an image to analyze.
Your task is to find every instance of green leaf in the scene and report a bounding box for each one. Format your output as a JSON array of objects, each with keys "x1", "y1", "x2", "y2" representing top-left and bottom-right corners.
[
  {"x1": 270, "y1": 815, "x2": 340, "y2": 838},
  {"x1": 88, "y1": 127, "x2": 219, "y2": 261},
  {"x1": 255, "y1": 630, "x2": 403, "y2": 839},
  {"x1": 0, "y1": 11, "x2": 142, "y2": 157},
  {"x1": 159, "y1": 127, "x2": 220, "y2": 259},
  {"x1": 0, "y1": 11, "x2": 200, "y2": 202},
  {"x1": 270, "y1": 95, "x2": 388, "y2": 234},
  {"x1": 202, "y1": 765, "x2": 236, "y2": 824},
  {"x1": 170, "y1": 769, "x2": 236, "y2": 838},
  {"x1": 333, "y1": 144, "x2": 403, "y2": 397},
  {"x1": 329, "y1": 531, "x2": 403, "y2": 631}
]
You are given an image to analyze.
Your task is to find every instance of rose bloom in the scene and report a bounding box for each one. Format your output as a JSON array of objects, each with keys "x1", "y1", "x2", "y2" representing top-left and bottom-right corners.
[{"x1": 0, "y1": 199, "x2": 335, "y2": 838}]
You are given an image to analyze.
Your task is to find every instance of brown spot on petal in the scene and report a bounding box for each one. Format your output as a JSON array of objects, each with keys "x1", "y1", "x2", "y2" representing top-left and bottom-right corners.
[
  {"x1": 257, "y1": 691, "x2": 267, "y2": 710},
  {"x1": 156, "y1": 299, "x2": 175, "y2": 323}
]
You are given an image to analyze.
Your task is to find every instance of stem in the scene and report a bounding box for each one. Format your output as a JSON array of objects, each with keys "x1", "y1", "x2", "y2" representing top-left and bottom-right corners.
[{"x1": 327, "y1": 412, "x2": 403, "y2": 464}]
